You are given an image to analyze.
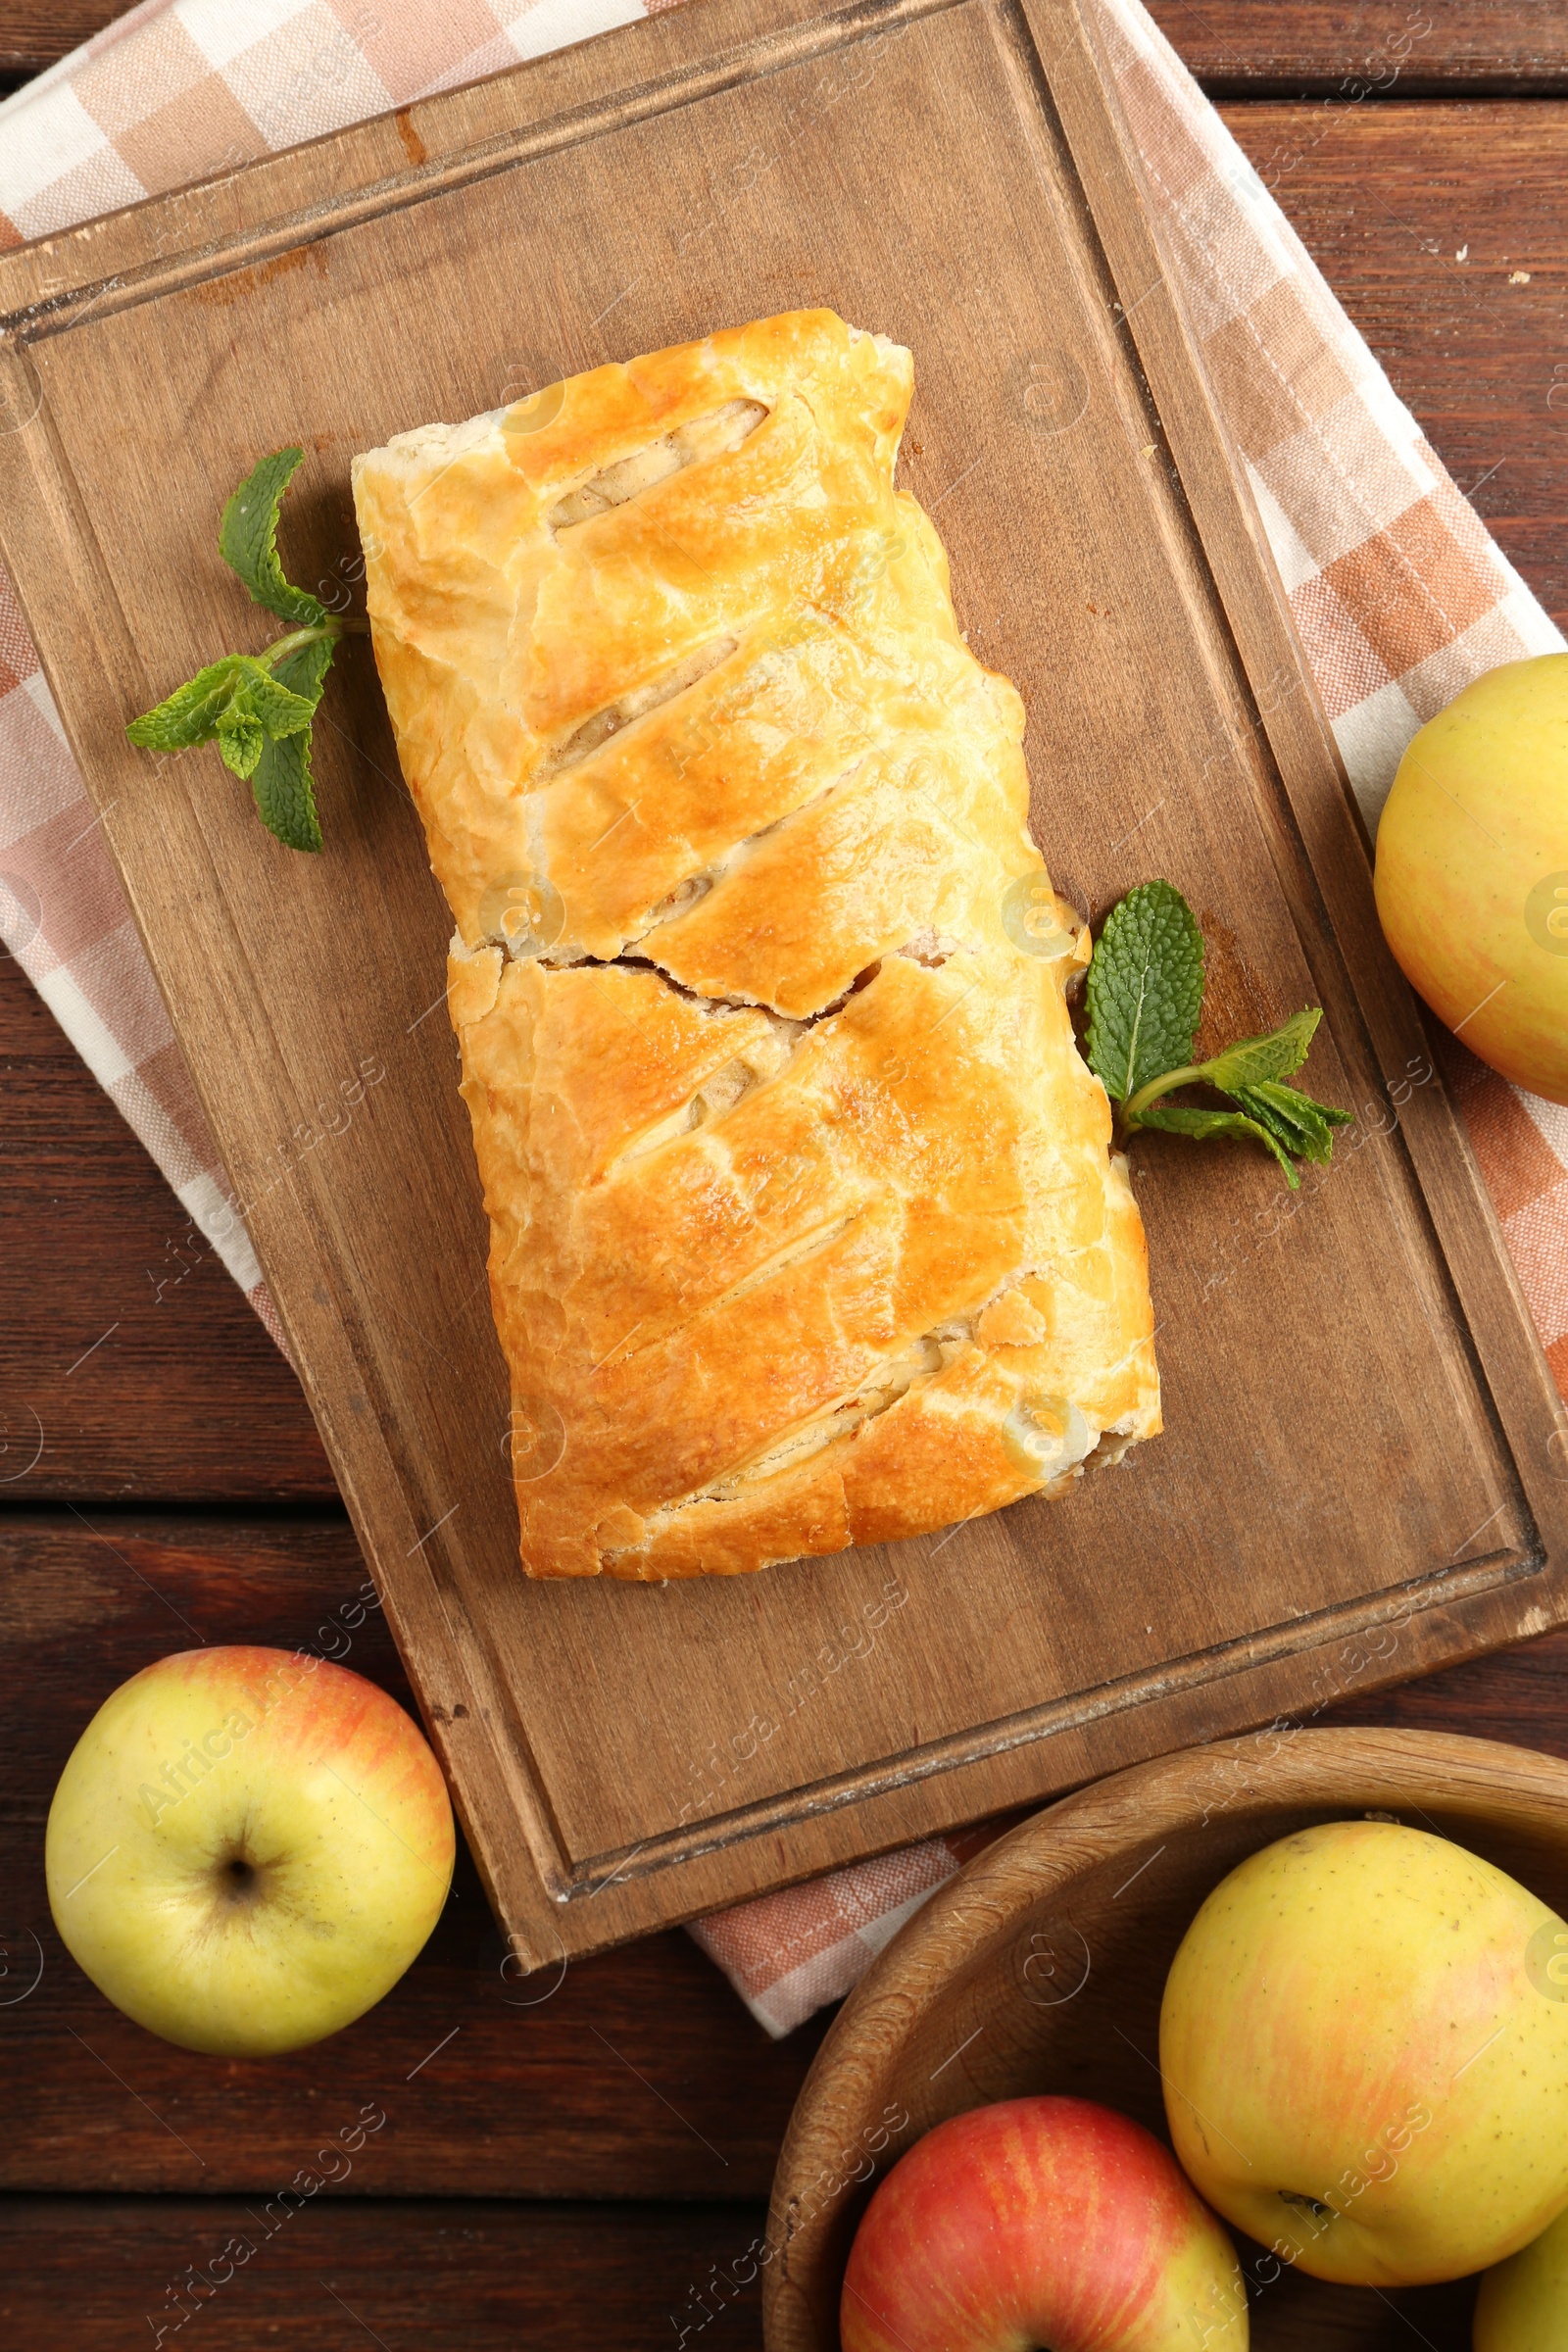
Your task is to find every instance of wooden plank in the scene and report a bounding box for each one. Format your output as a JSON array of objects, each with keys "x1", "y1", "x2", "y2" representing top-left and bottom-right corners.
[
  {"x1": 2, "y1": 1507, "x2": 1567, "y2": 2202},
  {"x1": 0, "y1": 1, "x2": 116, "y2": 77},
  {"x1": 0, "y1": 0, "x2": 1563, "y2": 90},
  {"x1": 0, "y1": 2196, "x2": 769, "y2": 2350},
  {"x1": 0, "y1": 0, "x2": 1563, "y2": 1967},
  {"x1": 1328, "y1": 1623, "x2": 1568, "y2": 1755},
  {"x1": 0, "y1": 2199, "x2": 1484, "y2": 2351},
  {"x1": 1223, "y1": 96, "x2": 1568, "y2": 635},
  {"x1": 0, "y1": 1514, "x2": 826, "y2": 2198},
  {"x1": 0, "y1": 1532, "x2": 1560, "y2": 2352},
  {"x1": 0, "y1": 952, "x2": 334, "y2": 1500},
  {"x1": 1150, "y1": 0, "x2": 1568, "y2": 95}
]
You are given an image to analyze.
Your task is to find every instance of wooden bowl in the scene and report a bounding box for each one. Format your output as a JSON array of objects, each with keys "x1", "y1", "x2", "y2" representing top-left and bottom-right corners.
[{"x1": 763, "y1": 1727, "x2": 1568, "y2": 2351}]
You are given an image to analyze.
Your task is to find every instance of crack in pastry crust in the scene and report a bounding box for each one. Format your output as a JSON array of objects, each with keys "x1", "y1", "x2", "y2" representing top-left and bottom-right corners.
[{"x1": 354, "y1": 310, "x2": 1160, "y2": 1579}]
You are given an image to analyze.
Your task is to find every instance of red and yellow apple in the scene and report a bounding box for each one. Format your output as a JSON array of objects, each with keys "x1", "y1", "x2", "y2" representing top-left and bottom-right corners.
[
  {"x1": 1475, "y1": 2205, "x2": 1568, "y2": 2349},
  {"x1": 46, "y1": 1645, "x2": 454, "y2": 2055},
  {"x1": 1374, "y1": 651, "x2": 1568, "y2": 1102},
  {"x1": 840, "y1": 2095, "x2": 1247, "y2": 2351},
  {"x1": 1160, "y1": 1820, "x2": 1568, "y2": 2285}
]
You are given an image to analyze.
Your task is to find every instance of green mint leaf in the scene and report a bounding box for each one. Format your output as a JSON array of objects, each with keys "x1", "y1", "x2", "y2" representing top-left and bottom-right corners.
[
  {"x1": 250, "y1": 724, "x2": 324, "y2": 853},
  {"x1": 238, "y1": 665, "x2": 318, "y2": 736},
  {"x1": 247, "y1": 633, "x2": 332, "y2": 851},
  {"x1": 1198, "y1": 1007, "x2": 1322, "y2": 1095},
  {"x1": 1136, "y1": 1102, "x2": 1300, "y2": 1187},
  {"x1": 216, "y1": 704, "x2": 265, "y2": 779},
  {"x1": 219, "y1": 448, "x2": 326, "y2": 628},
  {"x1": 1231, "y1": 1080, "x2": 1352, "y2": 1165},
  {"x1": 127, "y1": 654, "x2": 316, "y2": 757},
  {"x1": 127, "y1": 656, "x2": 260, "y2": 751},
  {"x1": 1085, "y1": 880, "x2": 1205, "y2": 1103}
]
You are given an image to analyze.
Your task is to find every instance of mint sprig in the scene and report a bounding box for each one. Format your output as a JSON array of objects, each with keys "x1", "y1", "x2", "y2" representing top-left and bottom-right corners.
[
  {"x1": 1085, "y1": 880, "x2": 1350, "y2": 1189},
  {"x1": 126, "y1": 449, "x2": 366, "y2": 853}
]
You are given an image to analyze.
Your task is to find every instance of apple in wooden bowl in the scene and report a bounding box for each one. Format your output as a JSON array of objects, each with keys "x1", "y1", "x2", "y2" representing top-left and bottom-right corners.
[
  {"x1": 839, "y1": 2094, "x2": 1246, "y2": 2351},
  {"x1": 763, "y1": 1729, "x2": 1568, "y2": 2350}
]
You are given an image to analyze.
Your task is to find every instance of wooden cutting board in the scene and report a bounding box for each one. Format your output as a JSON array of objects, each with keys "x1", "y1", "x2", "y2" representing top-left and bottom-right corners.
[{"x1": 1, "y1": 0, "x2": 1563, "y2": 1970}]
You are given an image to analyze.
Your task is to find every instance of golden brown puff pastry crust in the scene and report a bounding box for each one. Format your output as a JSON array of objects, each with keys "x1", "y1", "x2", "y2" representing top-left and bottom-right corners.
[{"x1": 353, "y1": 310, "x2": 1159, "y2": 1579}]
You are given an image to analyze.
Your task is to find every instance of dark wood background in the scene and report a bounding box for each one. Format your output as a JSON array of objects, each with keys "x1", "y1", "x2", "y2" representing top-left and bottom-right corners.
[{"x1": 1, "y1": 3, "x2": 1563, "y2": 2343}]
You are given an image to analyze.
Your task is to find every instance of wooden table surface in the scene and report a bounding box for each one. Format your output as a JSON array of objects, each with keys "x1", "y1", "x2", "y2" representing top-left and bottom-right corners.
[{"x1": 1, "y1": 4, "x2": 1564, "y2": 2344}]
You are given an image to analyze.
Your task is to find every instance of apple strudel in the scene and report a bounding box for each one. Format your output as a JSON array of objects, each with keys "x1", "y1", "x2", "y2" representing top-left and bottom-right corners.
[{"x1": 352, "y1": 309, "x2": 1158, "y2": 1579}]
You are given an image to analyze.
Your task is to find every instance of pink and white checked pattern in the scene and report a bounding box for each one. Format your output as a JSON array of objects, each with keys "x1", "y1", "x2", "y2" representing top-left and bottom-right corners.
[{"x1": 1, "y1": 0, "x2": 1562, "y2": 2036}]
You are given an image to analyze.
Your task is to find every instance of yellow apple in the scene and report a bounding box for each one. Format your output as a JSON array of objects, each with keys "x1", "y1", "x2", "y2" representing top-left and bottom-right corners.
[
  {"x1": 46, "y1": 1645, "x2": 455, "y2": 2055},
  {"x1": 1374, "y1": 652, "x2": 1568, "y2": 1103},
  {"x1": 1475, "y1": 2204, "x2": 1568, "y2": 2349},
  {"x1": 1159, "y1": 1820, "x2": 1568, "y2": 2285}
]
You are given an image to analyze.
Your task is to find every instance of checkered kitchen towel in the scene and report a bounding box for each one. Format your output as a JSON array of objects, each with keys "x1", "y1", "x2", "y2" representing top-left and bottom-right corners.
[{"x1": 1, "y1": 0, "x2": 1564, "y2": 2037}]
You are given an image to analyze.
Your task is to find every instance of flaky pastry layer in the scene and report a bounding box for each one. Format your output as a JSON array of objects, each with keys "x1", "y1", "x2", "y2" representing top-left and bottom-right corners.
[{"x1": 353, "y1": 310, "x2": 1159, "y2": 1578}]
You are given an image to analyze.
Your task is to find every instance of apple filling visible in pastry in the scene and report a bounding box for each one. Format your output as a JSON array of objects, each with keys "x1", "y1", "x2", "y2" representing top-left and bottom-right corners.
[{"x1": 353, "y1": 309, "x2": 1159, "y2": 1579}]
